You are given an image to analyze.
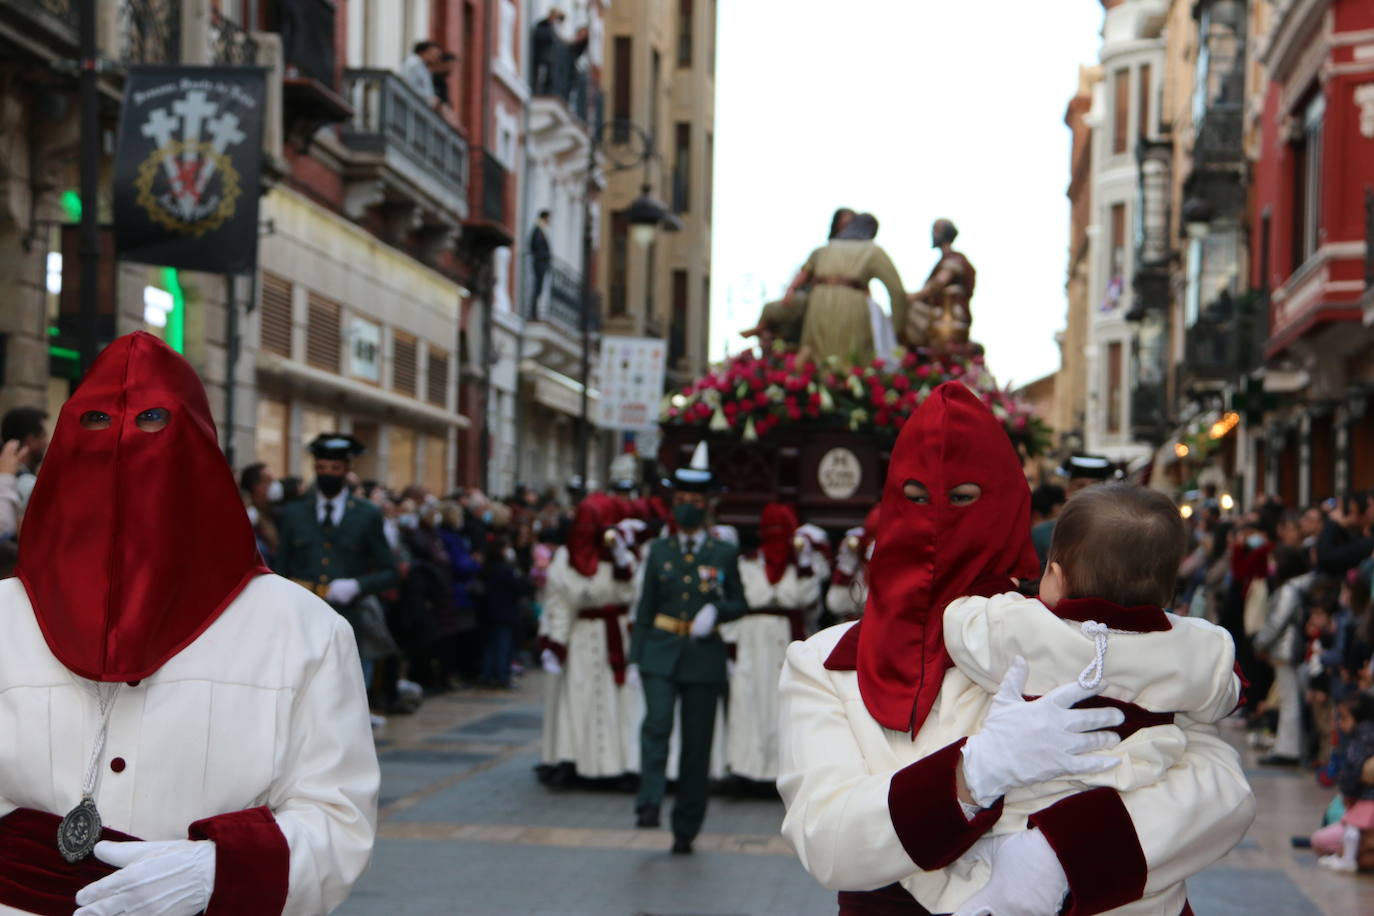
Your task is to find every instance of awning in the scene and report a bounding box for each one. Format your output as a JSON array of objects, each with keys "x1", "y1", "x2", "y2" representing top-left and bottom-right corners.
[
  {"x1": 522, "y1": 362, "x2": 599, "y2": 417},
  {"x1": 257, "y1": 352, "x2": 470, "y2": 429}
]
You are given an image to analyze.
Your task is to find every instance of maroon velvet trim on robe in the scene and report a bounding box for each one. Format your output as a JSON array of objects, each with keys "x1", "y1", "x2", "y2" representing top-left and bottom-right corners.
[
  {"x1": 1027, "y1": 787, "x2": 1147, "y2": 916},
  {"x1": 745, "y1": 605, "x2": 808, "y2": 643},
  {"x1": 837, "y1": 882, "x2": 934, "y2": 915},
  {"x1": 1049, "y1": 597, "x2": 1172, "y2": 632},
  {"x1": 1020, "y1": 694, "x2": 1175, "y2": 742},
  {"x1": 888, "y1": 738, "x2": 1004, "y2": 870},
  {"x1": 188, "y1": 806, "x2": 290, "y2": 916},
  {"x1": 538, "y1": 636, "x2": 568, "y2": 665},
  {"x1": 0, "y1": 808, "x2": 140, "y2": 916}
]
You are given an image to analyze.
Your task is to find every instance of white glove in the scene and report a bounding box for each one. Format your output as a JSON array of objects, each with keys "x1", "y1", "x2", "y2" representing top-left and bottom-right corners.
[
  {"x1": 796, "y1": 523, "x2": 828, "y2": 547},
  {"x1": 540, "y1": 648, "x2": 563, "y2": 675},
  {"x1": 961, "y1": 656, "x2": 1123, "y2": 807},
  {"x1": 625, "y1": 663, "x2": 641, "y2": 687},
  {"x1": 953, "y1": 829, "x2": 1068, "y2": 916},
  {"x1": 690, "y1": 604, "x2": 719, "y2": 638},
  {"x1": 618, "y1": 518, "x2": 647, "y2": 543},
  {"x1": 75, "y1": 840, "x2": 216, "y2": 916},
  {"x1": 610, "y1": 531, "x2": 636, "y2": 570},
  {"x1": 836, "y1": 527, "x2": 864, "y2": 577},
  {"x1": 325, "y1": 577, "x2": 361, "y2": 605}
]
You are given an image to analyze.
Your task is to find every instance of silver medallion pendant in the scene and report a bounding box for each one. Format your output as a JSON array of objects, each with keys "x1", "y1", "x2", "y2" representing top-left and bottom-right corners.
[{"x1": 57, "y1": 796, "x2": 101, "y2": 863}]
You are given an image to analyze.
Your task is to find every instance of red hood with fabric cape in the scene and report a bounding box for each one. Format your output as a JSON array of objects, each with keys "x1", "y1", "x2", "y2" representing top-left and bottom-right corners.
[
  {"x1": 759, "y1": 503, "x2": 799, "y2": 584},
  {"x1": 567, "y1": 493, "x2": 618, "y2": 577},
  {"x1": 16, "y1": 331, "x2": 267, "y2": 682},
  {"x1": 831, "y1": 382, "x2": 1039, "y2": 733}
]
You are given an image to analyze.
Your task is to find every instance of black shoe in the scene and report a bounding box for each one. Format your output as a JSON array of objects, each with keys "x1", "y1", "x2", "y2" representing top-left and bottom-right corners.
[
  {"x1": 671, "y1": 836, "x2": 693, "y2": 854},
  {"x1": 1291, "y1": 835, "x2": 1313, "y2": 849},
  {"x1": 635, "y1": 804, "x2": 660, "y2": 828},
  {"x1": 1259, "y1": 754, "x2": 1300, "y2": 767}
]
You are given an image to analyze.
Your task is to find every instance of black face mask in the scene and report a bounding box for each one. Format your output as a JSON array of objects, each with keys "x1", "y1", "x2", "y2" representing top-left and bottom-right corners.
[{"x1": 316, "y1": 474, "x2": 346, "y2": 498}]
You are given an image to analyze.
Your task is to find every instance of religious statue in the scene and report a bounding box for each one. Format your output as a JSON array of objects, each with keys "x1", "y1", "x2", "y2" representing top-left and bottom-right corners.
[
  {"x1": 742, "y1": 208, "x2": 855, "y2": 350},
  {"x1": 906, "y1": 219, "x2": 977, "y2": 352}
]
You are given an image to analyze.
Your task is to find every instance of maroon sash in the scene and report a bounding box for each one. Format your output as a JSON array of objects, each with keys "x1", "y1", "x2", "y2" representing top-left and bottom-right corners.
[
  {"x1": 577, "y1": 604, "x2": 629, "y2": 684},
  {"x1": 745, "y1": 605, "x2": 808, "y2": 643},
  {"x1": 0, "y1": 808, "x2": 140, "y2": 916}
]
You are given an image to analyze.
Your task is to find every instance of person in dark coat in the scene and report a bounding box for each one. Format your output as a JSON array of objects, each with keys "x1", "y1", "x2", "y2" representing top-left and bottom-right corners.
[
  {"x1": 479, "y1": 534, "x2": 532, "y2": 688},
  {"x1": 529, "y1": 210, "x2": 552, "y2": 309}
]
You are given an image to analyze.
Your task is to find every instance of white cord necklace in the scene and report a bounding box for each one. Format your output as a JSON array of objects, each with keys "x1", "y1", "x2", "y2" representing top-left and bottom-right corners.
[
  {"x1": 56, "y1": 682, "x2": 120, "y2": 862},
  {"x1": 1077, "y1": 621, "x2": 1110, "y2": 690}
]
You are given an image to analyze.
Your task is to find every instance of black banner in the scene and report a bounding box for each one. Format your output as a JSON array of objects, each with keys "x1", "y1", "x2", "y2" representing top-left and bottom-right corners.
[{"x1": 113, "y1": 66, "x2": 266, "y2": 272}]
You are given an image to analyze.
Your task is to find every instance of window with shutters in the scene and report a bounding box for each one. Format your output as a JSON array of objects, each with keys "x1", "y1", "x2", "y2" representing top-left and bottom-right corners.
[
  {"x1": 613, "y1": 37, "x2": 632, "y2": 142},
  {"x1": 393, "y1": 332, "x2": 418, "y2": 396},
  {"x1": 305, "y1": 293, "x2": 341, "y2": 371},
  {"x1": 1112, "y1": 67, "x2": 1130, "y2": 155},
  {"x1": 1137, "y1": 63, "x2": 1152, "y2": 138},
  {"x1": 678, "y1": 0, "x2": 693, "y2": 67},
  {"x1": 1106, "y1": 341, "x2": 1123, "y2": 434},
  {"x1": 673, "y1": 122, "x2": 690, "y2": 213},
  {"x1": 427, "y1": 348, "x2": 449, "y2": 407},
  {"x1": 260, "y1": 271, "x2": 293, "y2": 357}
]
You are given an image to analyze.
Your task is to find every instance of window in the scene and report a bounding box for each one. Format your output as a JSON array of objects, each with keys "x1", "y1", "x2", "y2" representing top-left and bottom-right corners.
[
  {"x1": 673, "y1": 122, "x2": 691, "y2": 213},
  {"x1": 649, "y1": 49, "x2": 661, "y2": 142},
  {"x1": 1106, "y1": 341, "x2": 1123, "y2": 434},
  {"x1": 1104, "y1": 203, "x2": 1126, "y2": 310},
  {"x1": 1112, "y1": 67, "x2": 1130, "y2": 155},
  {"x1": 427, "y1": 348, "x2": 449, "y2": 407},
  {"x1": 701, "y1": 273, "x2": 711, "y2": 363},
  {"x1": 677, "y1": 0, "x2": 693, "y2": 66},
  {"x1": 670, "y1": 270, "x2": 689, "y2": 365},
  {"x1": 423, "y1": 433, "x2": 447, "y2": 496},
  {"x1": 610, "y1": 210, "x2": 628, "y2": 315},
  {"x1": 1137, "y1": 63, "x2": 1151, "y2": 138},
  {"x1": 645, "y1": 237, "x2": 658, "y2": 325},
  {"x1": 393, "y1": 331, "x2": 418, "y2": 395},
  {"x1": 255, "y1": 398, "x2": 288, "y2": 473},
  {"x1": 705, "y1": 131, "x2": 714, "y2": 222},
  {"x1": 612, "y1": 37, "x2": 631, "y2": 142},
  {"x1": 388, "y1": 426, "x2": 417, "y2": 490},
  {"x1": 260, "y1": 271, "x2": 293, "y2": 357},
  {"x1": 462, "y1": 1, "x2": 478, "y2": 126},
  {"x1": 305, "y1": 292, "x2": 341, "y2": 372},
  {"x1": 1292, "y1": 92, "x2": 1325, "y2": 268}
]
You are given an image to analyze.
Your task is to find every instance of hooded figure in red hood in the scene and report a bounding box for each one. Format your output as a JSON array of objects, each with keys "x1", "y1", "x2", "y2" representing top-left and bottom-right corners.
[
  {"x1": 758, "y1": 503, "x2": 802, "y2": 585},
  {"x1": 17, "y1": 332, "x2": 267, "y2": 683},
  {"x1": 847, "y1": 382, "x2": 1039, "y2": 733},
  {"x1": 0, "y1": 333, "x2": 378, "y2": 916}
]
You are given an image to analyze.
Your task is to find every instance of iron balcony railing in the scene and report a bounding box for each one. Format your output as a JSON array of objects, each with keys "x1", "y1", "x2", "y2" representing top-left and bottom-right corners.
[
  {"x1": 341, "y1": 69, "x2": 469, "y2": 201},
  {"x1": 210, "y1": 7, "x2": 259, "y2": 66},
  {"x1": 475, "y1": 149, "x2": 508, "y2": 225},
  {"x1": 1194, "y1": 104, "x2": 1243, "y2": 166},
  {"x1": 531, "y1": 30, "x2": 602, "y2": 129},
  {"x1": 120, "y1": 0, "x2": 182, "y2": 64},
  {"x1": 525, "y1": 257, "x2": 599, "y2": 335}
]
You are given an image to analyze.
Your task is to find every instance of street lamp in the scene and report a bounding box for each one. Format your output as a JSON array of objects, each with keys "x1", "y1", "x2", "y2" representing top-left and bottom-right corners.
[{"x1": 575, "y1": 122, "x2": 681, "y2": 487}]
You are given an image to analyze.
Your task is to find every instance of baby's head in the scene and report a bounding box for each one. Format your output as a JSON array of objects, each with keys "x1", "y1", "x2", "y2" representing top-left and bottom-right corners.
[
  {"x1": 1041, "y1": 482, "x2": 1185, "y2": 609},
  {"x1": 1337, "y1": 691, "x2": 1374, "y2": 736}
]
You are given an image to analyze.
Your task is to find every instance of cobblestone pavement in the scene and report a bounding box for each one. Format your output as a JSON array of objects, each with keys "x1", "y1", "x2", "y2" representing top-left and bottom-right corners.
[{"x1": 337, "y1": 672, "x2": 1374, "y2": 915}]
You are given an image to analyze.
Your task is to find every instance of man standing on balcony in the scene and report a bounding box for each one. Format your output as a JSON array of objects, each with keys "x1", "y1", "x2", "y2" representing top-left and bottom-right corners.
[
  {"x1": 529, "y1": 210, "x2": 552, "y2": 310},
  {"x1": 533, "y1": 8, "x2": 566, "y2": 95},
  {"x1": 402, "y1": 40, "x2": 442, "y2": 107}
]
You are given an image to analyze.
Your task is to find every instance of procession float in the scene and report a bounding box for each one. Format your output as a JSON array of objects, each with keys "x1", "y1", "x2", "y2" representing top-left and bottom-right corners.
[{"x1": 656, "y1": 217, "x2": 1050, "y2": 531}]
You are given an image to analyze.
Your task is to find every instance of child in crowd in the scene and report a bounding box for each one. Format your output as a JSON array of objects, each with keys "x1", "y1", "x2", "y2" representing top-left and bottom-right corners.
[
  {"x1": 919, "y1": 483, "x2": 1248, "y2": 913},
  {"x1": 1311, "y1": 691, "x2": 1374, "y2": 871}
]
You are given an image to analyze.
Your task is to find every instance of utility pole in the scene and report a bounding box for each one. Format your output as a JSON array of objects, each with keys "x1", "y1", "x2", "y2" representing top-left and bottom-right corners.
[{"x1": 78, "y1": 0, "x2": 100, "y2": 376}]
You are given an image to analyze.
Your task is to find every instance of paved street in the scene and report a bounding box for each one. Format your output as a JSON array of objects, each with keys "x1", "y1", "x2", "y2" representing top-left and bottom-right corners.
[{"x1": 336, "y1": 671, "x2": 1374, "y2": 915}]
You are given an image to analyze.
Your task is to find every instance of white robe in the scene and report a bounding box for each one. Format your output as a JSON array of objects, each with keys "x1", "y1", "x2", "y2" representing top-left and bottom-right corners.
[
  {"x1": 538, "y1": 549, "x2": 641, "y2": 778},
  {"x1": 721, "y1": 555, "x2": 827, "y2": 781},
  {"x1": 778, "y1": 621, "x2": 1255, "y2": 915},
  {"x1": 0, "y1": 574, "x2": 379, "y2": 916}
]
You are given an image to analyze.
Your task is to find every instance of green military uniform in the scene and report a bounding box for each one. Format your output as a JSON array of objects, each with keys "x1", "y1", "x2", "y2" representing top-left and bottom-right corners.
[
  {"x1": 631, "y1": 530, "x2": 746, "y2": 844},
  {"x1": 273, "y1": 492, "x2": 398, "y2": 599}
]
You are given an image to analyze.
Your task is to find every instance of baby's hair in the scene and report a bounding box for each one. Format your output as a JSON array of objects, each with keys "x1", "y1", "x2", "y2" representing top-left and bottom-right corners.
[
  {"x1": 1047, "y1": 482, "x2": 1186, "y2": 608},
  {"x1": 1341, "y1": 691, "x2": 1374, "y2": 725}
]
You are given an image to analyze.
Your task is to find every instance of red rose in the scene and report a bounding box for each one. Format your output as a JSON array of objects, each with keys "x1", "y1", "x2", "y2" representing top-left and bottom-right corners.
[
  {"x1": 874, "y1": 409, "x2": 890, "y2": 427},
  {"x1": 916, "y1": 365, "x2": 932, "y2": 379},
  {"x1": 892, "y1": 374, "x2": 911, "y2": 391},
  {"x1": 902, "y1": 352, "x2": 918, "y2": 369},
  {"x1": 755, "y1": 391, "x2": 770, "y2": 408}
]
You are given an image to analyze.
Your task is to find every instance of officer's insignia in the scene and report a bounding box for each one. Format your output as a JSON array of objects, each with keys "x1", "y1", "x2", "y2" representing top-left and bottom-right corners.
[
  {"x1": 134, "y1": 88, "x2": 246, "y2": 237},
  {"x1": 698, "y1": 566, "x2": 718, "y2": 581}
]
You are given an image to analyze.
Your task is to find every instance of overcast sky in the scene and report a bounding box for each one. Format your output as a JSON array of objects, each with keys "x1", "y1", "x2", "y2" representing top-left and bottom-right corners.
[{"x1": 709, "y1": 1, "x2": 1105, "y2": 390}]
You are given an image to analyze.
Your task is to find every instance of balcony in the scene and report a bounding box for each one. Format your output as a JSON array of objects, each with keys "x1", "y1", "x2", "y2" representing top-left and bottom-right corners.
[
  {"x1": 268, "y1": 0, "x2": 352, "y2": 141},
  {"x1": 524, "y1": 257, "x2": 598, "y2": 376},
  {"x1": 529, "y1": 28, "x2": 602, "y2": 167},
  {"x1": 210, "y1": 7, "x2": 258, "y2": 65},
  {"x1": 1130, "y1": 381, "x2": 1169, "y2": 445},
  {"x1": 460, "y1": 149, "x2": 514, "y2": 255},
  {"x1": 1130, "y1": 138, "x2": 1173, "y2": 320},
  {"x1": 1194, "y1": 105, "x2": 1243, "y2": 167},
  {"x1": 340, "y1": 69, "x2": 469, "y2": 231}
]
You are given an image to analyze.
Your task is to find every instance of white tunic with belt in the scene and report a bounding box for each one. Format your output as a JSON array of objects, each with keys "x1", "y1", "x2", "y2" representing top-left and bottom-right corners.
[
  {"x1": 539, "y1": 549, "x2": 641, "y2": 778},
  {"x1": 721, "y1": 554, "x2": 827, "y2": 781},
  {"x1": 0, "y1": 574, "x2": 379, "y2": 915}
]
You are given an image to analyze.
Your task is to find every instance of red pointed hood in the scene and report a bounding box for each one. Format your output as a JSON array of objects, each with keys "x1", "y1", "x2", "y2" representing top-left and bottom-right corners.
[
  {"x1": 16, "y1": 332, "x2": 267, "y2": 682},
  {"x1": 759, "y1": 503, "x2": 799, "y2": 584},
  {"x1": 856, "y1": 382, "x2": 1039, "y2": 732},
  {"x1": 567, "y1": 494, "x2": 616, "y2": 577}
]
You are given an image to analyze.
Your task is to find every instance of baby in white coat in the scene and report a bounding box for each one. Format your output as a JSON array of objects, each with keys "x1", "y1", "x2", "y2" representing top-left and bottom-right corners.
[{"x1": 935, "y1": 483, "x2": 1243, "y2": 914}]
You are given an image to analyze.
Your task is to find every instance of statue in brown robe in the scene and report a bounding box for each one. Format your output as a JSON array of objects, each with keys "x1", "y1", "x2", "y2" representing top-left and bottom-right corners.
[{"x1": 906, "y1": 219, "x2": 976, "y2": 351}]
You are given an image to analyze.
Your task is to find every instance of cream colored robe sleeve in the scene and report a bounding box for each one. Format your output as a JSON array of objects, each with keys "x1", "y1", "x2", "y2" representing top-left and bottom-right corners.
[{"x1": 271, "y1": 614, "x2": 380, "y2": 915}]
